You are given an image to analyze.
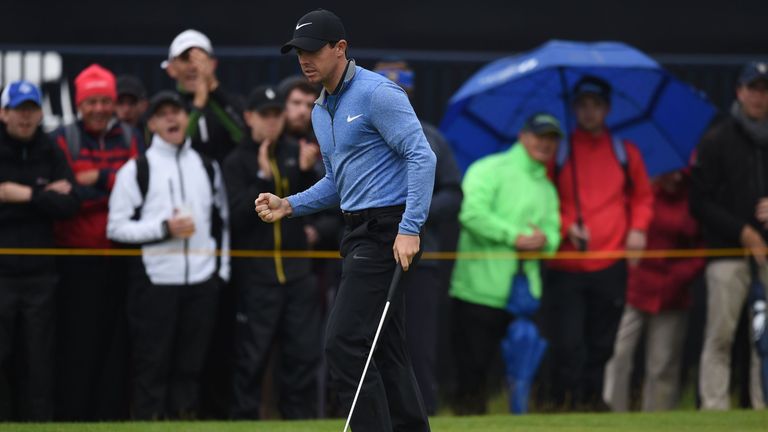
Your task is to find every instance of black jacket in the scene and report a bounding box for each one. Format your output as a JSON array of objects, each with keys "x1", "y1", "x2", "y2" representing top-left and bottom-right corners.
[
  {"x1": 223, "y1": 135, "x2": 318, "y2": 285},
  {"x1": 0, "y1": 124, "x2": 80, "y2": 276},
  {"x1": 691, "y1": 115, "x2": 768, "y2": 252},
  {"x1": 420, "y1": 122, "x2": 463, "y2": 266},
  {"x1": 284, "y1": 129, "x2": 345, "y2": 251},
  {"x1": 181, "y1": 86, "x2": 246, "y2": 164}
]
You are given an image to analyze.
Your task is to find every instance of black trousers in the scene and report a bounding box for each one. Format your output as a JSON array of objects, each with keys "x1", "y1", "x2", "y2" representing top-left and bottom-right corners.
[
  {"x1": 199, "y1": 278, "x2": 234, "y2": 419},
  {"x1": 55, "y1": 255, "x2": 129, "y2": 421},
  {"x1": 126, "y1": 273, "x2": 220, "y2": 420},
  {"x1": 326, "y1": 208, "x2": 430, "y2": 432},
  {"x1": 230, "y1": 272, "x2": 322, "y2": 419},
  {"x1": 451, "y1": 298, "x2": 513, "y2": 415},
  {"x1": 402, "y1": 264, "x2": 441, "y2": 415},
  {"x1": 0, "y1": 274, "x2": 57, "y2": 421},
  {"x1": 542, "y1": 261, "x2": 627, "y2": 409}
]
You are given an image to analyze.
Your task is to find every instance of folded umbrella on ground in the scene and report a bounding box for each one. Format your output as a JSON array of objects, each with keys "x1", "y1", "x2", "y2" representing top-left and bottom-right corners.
[
  {"x1": 501, "y1": 317, "x2": 548, "y2": 414},
  {"x1": 505, "y1": 262, "x2": 540, "y2": 317}
]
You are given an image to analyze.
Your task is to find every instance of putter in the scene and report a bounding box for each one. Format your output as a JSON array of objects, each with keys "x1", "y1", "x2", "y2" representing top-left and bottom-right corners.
[{"x1": 342, "y1": 265, "x2": 404, "y2": 432}]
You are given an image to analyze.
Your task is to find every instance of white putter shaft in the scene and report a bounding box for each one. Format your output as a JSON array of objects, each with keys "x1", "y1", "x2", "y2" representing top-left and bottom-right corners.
[{"x1": 343, "y1": 301, "x2": 391, "y2": 432}]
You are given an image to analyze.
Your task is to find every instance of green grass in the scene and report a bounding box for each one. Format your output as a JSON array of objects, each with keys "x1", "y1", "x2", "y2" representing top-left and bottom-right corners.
[{"x1": 2, "y1": 411, "x2": 767, "y2": 432}]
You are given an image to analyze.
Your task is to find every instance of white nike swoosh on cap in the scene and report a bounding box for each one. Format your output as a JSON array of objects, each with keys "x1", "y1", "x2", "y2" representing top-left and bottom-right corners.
[
  {"x1": 296, "y1": 22, "x2": 312, "y2": 30},
  {"x1": 347, "y1": 114, "x2": 363, "y2": 122}
]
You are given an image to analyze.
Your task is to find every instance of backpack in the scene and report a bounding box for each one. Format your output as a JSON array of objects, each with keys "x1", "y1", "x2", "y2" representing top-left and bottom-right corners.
[
  {"x1": 131, "y1": 154, "x2": 224, "y2": 272},
  {"x1": 554, "y1": 135, "x2": 633, "y2": 191},
  {"x1": 63, "y1": 121, "x2": 134, "y2": 158}
]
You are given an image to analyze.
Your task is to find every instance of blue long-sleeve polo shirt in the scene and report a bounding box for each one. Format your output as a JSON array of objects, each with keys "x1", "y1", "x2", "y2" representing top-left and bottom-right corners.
[{"x1": 286, "y1": 60, "x2": 437, "y2": 235}]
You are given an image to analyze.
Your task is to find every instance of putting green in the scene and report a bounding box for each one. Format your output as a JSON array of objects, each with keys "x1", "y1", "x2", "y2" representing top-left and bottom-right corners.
[{"x1": 3, "y1": 410, "x2": 767, "y2": 432}]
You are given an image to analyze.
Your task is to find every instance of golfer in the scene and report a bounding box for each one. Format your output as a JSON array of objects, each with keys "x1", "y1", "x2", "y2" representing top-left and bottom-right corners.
[{"x1": 255, "y1": 9, "x2": 435, "y2": 432}]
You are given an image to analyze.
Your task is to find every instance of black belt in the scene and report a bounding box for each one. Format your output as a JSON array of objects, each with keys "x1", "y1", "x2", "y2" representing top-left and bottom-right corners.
[{"x1": 342, "y1": 205, "x2": 405, "y2": 228}]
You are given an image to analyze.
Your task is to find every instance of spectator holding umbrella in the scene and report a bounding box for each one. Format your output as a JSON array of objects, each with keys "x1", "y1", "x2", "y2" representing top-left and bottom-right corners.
[
  {"x1": 544, "y1": 76, "x2": 654, "y2": 411},
  {"x1": 603, "y1": 169, "x2": 705, "y2": 412},
  {"x1": 691, "y1": 61, "x2": 768, "y2": 410},
  {"x1": 450, "y1": 113, "x2": 562, "y2": 415}
]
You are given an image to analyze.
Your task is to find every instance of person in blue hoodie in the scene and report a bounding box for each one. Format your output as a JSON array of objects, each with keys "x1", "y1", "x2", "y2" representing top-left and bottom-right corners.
[{"x1": 256, "y1": 9, "x2": 436, "y2": 432}]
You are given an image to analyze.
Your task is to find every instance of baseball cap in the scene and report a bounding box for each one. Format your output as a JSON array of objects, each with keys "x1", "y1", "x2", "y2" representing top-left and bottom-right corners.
[
  {"x1": 573, "y1": 75, "x2": 612, "y2": 103},
  {"x1": 147, "y1": 91, "x2": 187, "y2": 117},
  {"x1": 117, "y1": 75, "x2": 147, "y2": 99},
  {"x1": 281, "y1": 9, "x2": 346, "y2": 54},
  {"x1": 247, "y1": 85, "x2": 284, "y2": 113},
  {"x1": 738, "y1": 61, "x2": 768, "y2": 86},
  {"x1": 161, "y1": 29, "x2": 214, "y2": 69},
  {"x1": 521, "y1": 113, "x2": 564, "y2": 137},
  {"x1": 1, "y1": 80, "x2": 42, "y2": 109}
]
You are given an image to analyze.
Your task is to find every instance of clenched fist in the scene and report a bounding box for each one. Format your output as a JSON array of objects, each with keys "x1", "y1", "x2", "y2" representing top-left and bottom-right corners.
[{"x1": 255, "y1": 193, "x2": 293, "y2": 223}]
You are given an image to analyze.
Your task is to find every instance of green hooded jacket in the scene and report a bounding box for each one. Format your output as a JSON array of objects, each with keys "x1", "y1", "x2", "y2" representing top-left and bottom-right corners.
[{"x1": 450, "y1": 143, "x2": 561, "y2": 309}]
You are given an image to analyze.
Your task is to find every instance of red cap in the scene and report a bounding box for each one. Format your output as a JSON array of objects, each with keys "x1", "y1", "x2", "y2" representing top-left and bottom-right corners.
[{"x1": 74, "y1": 64, "x2": 117, "y2": 106}]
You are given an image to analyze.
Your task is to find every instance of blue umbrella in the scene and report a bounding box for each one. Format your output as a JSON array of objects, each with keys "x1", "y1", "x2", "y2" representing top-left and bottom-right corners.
[
  {"x1": 505, "y1": 261, "x2": 540, "y2": 317},
  {"x1": 501, "y1": 318, "x2": 548, "y2": 414},
  {"x1": 440, "y1": 40, "x2": 717, "y2": 175}
]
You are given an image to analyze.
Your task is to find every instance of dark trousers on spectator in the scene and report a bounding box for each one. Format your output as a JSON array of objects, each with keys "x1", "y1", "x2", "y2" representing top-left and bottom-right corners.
[
  {"x1": 0, "y1": 274, "x2": 57, "y2": 421},
  {"x1": 199, "y1": 279, "x2": 234, "y2": 419},
  {"x1": 542, "y1": 261, "x2": 627, "y2": 410},
  {"x1": 55, "y1": 256, "x2": 129, "y2": 421},
  {"x1": 126, "y1": 273, "x2": 219, "y2": 420},
  {"x1": 326, "y1": 209, "x2": 430, "y2": 432},
  {"x1": 230, "y1": 272, "x2": 321, "y2": 419},
  {"x1": 451, "y1": 298, "x2": 512, "y2": 415},
  {"x1": 403, "y1": 264, "x2": 441, "y2": 415}
]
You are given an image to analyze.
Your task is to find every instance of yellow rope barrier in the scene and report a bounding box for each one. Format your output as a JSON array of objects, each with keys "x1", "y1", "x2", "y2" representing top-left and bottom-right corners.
[{"x1": 0, "y1": 247, "x2": 757, "y2": 260}]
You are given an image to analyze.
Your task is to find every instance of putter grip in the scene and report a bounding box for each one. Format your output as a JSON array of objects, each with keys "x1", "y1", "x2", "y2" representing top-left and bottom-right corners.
[{"x1": 386, "y1": 266, "x2": 404, "y2": 302}]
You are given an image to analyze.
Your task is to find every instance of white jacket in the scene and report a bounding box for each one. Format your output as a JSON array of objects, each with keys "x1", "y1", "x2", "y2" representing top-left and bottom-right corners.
[{"x1": 107, "y1": 135, "x2": 230, "y2": 285}]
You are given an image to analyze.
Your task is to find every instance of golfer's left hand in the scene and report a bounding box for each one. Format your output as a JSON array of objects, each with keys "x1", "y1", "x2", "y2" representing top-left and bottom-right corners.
[{"x1": 393, "y1": 234, "x2": 420, "y2": 272}]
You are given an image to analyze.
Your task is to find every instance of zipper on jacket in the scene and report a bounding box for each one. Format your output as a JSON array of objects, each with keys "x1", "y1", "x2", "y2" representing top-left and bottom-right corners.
[
  {"x1": 269, "y1": 147, "x2": 287, "y2": 285},
  {"x1": 323, "y1": 77, "x2": 346, "y2": 150},
  {"x1": 317, "y1": 103, "x2": 338, "y2": 153},
  {"x1": 175, "y1": 147, "x2": 190, "y2": 285}
]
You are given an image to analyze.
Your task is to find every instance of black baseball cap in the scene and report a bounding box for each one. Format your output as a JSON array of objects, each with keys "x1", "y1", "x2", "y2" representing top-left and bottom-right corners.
[
  {"x1": 247, "y1": 85, "x2": 284, "y2": 113},
  {"x1": 573, "y1": 75, "x2": 612, "y2": 104},
  {"x1": 281, "y1": 9, "x2": 346, "y2": 54},
  {"x1": 739, "y1": 61, "x2": 768, "y2": 86},
  {"x1": 521, "y1": 113, "x2": 564, "y2": 137},
  {"x1": 116, "y1": 75, "x2": 147, "y2": 99},
  {"x1": 147, "y1": 90, "x2": 186, "y2": 117}
]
